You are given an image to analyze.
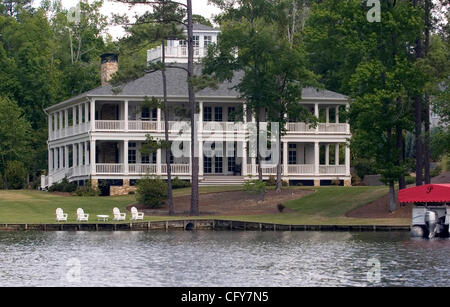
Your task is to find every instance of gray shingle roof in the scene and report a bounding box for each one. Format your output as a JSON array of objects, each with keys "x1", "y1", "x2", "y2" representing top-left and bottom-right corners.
[
  {"x1": 192, "y1": 23, "x2": 219, "y2": 31},
  {"x1": 87, "y1": 64, "x2": 347, "y2": 99},
  {"x1": 49, "y1": 64, "x2": 347, "y2": 110}
]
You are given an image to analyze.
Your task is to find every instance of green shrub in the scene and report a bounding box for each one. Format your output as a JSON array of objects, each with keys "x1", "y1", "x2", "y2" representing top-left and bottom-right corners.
[
  {"x1": 171, "y1": 177, "x2": 191, "y2": 189},
  {"x1": 267, "y1": 175, "x2": 276, "y2": 186},
  {"x1": 331, "y1": 178, "x2": 341, "y2": 186},
  {"x1": 430, "y1": 165, "x2": 442, "y2": 178},
  {"x1": 48, "y1": 177, "x2": 77, "y2": 193},
  {"x1": 243, "y1": 179, "x2": 266, "y2": 200},
  {"x1": 136, "y1": 177, "x2": 168, "y2": 208},
  {"x1": 4, "y1": 161, "x2": 27, "y2": 189}
]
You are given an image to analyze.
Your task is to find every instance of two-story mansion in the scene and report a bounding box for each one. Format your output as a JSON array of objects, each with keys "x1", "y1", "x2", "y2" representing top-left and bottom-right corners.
[{"x1": 41, "y1": 24, "x2": 351, "y2": 195}]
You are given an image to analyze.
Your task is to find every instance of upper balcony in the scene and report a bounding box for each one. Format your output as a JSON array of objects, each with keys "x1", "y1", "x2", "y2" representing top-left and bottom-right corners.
[
  {"x1": 147, "y1": 46, "x2": 208, "y2": 63},
  {"x1": 48, "y1": 100, "x2": 350, "y2": 142}
]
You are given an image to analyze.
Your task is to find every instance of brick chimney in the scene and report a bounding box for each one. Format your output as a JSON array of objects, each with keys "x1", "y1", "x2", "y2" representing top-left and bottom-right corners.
[{"x1": 100, "y1": 53, "x2": 118, "y2": 86}]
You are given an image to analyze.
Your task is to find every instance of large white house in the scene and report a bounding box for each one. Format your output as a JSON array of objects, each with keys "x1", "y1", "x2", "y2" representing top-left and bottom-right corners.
[{"x1": 42, "y1": 24, "x2": 351, "y2": 195}]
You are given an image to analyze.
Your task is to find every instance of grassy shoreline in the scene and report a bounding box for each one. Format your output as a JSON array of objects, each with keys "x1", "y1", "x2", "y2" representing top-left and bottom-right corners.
[{"x1": 0, "y1": 186, "x2": 410, "y2": 226}]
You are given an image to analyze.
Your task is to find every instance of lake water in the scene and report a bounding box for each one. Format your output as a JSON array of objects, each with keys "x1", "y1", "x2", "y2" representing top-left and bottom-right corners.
[{"x1": 0, "y1": 231, "x2": 448, "y2": 287}]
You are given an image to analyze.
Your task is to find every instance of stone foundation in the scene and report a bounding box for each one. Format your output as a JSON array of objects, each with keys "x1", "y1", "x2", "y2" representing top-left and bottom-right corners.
[
  {"x1": 110, "y1": 179, "x2": 136, "y2": 196},
  {"x1": 344, "y1": 179, "x2": 351, "y2": 187},
  {"x1": 91, "y1": 179, "x2": 98, "y2": 189},
  {"x1": 314, "y1": 179, "x2": 321, "y2": 187}
]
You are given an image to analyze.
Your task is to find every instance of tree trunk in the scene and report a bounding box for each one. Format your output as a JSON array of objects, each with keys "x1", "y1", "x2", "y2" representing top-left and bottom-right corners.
[
  {"x1": 389, "y1": 181, "x2": 396, "y2": 213},
  {"x1": 413, "y1": 0, "x2": 423, "y2": 187},
  {"x1": 161, "y1": 40, "x2": 175, "y2": 216},
  {"x1": 423, "y1": 0, "x2": 432, "y2": 184},
  {"x1": 256, "y1": 111, "x2": 263, "y2": 181},
  {"x1": 424, "y1": 94, "x2": 431, "y2": 184},
  {"x1": 187, "y1": 0, "x2": 199, "y2": 216},
  {"x1": 396, "y1": 125, "x2": 406, "y2": 190},
  {"x1": 275, "y1": 123, "x2": 282, "y2": 192}
]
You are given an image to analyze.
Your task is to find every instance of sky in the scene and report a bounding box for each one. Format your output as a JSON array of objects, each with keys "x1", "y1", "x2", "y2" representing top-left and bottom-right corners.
[{"x1": 38, "y1": 0, "x2": 223, "y2": 39}]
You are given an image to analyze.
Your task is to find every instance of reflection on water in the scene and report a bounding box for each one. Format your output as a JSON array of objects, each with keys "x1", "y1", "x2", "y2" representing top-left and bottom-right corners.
[{"x1": 0, "y1": 231, "x2": 448, "y2": 287}]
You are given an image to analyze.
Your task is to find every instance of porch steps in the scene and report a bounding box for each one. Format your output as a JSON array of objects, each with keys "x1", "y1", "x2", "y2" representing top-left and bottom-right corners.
[{"x1": 199, "y1": 176, "x2": 245, "y2": 187}]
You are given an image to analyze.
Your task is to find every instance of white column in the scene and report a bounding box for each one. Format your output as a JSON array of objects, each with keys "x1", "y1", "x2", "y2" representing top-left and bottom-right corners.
[
  {"x1": 64, "y1": 145, "x2": 69, "y2": 169},
  {"x1": 346, "y1": 103, "x2": 350, "y2": 134},
  {"x1": 199, "y1": 101, "x2": 203, "y2": 132},
  {"x1": 48, "y1": 114, "x2": 53, "y2": 140},
  {"x1": 78, "y1": 143, "x2": 83, "y2": 167},
  {"x1": 59, "y1": 111, "x2": 63, "y2": 136},
  {"x1": 85, "y1": 141, "x2": 90, "y2": 166},
  {"x1": 64, "y1": 109, "x2": 68, "y2": 130},
  {"x1": 59, "y1": 146, "x2": 64, "y2": 170},
  {"x1": 156, "y1": 148, "x2": 162, "y2": 175},
  {"x1": 73, "y1": 143, "x2": 78, "y2": 167},
  {"x1": 283, "y1": 141, "x2": 288, "y2": 176},
  {"x1": 90, "y1": 100, "x2": 95, "y2": 131},
  {"x1": 84, "y1": 102, "x2": 89, "y2": 126},
  {"x1": 199, "y1": 141, "x2": 204, "y2": 176},
  {"x1": 325, "y1": 107, "x2": 329, "y2": 124},
  {"x1": 335, "y1": 106, "x2": 340, "y2": 123},
  {"x1": 242, "y1": 141, "x2": 247, "y2": 176},
  {"x1": 314, "y1": 103, "x2": 319, "y2": 133},
  {"x1": 335, "y1": 144, "x2": 340, "y2": 165},
  {"x1": 53, "y1": 148, "x2": 57, "y2": 170},
  {"x1": 73, "y1": 106, "x2": 77, "y2": 128},
  {"x1": 314, "y1": 142, "x2": 320, "y2": 175},
  {"x1": 251, "y1": 157, "x2": 256, "y2": 175},
  {"x1": 124, "y1": 140, "x2": 129, "y2": 175},
  {"x1": 78, "y1": 104, "x2": 82, "y2": 125},
  {"x1": 243, "y1": 104, "x2": 247, "y2": 124},
  {"x1": 90, "y1": 140, "x2": 96, "y2": 175},
  {"x1": 48, "y1": 148, "x2": 53, "y2": 172},
  {"x1": 345, "y1": 144, "x2": 350, "y2": 176},
  {"x1": 325, "y1": 144, "x2": 330, "y2": 165},
  {"x1": 124, "y1": 100, "x2": 129, "y2": 132}
]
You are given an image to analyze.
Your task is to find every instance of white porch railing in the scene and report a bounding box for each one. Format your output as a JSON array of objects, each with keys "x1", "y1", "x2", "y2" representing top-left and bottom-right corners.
[
  {"x1": 288, "y1": 164, "x2": 315, "y2": 174},
  {"x1": 49, "y1": 123, "x2": 89, "y2": 140},
  {"x1": 161, "y1": 164, "x2": 190, "y2": 174},
  {"x1": 319, "y1": 165, "x2": 346, "y2": 174},
  {"x1": 202, "y1": 121, "x2": 245, "y2": 132},
  {"x1": 287, "y1": 122, "x2": 316, "y2": 133},
  {"x1": 318, "y1": 123, "x2": 348, "y2": 133},
  {"x1": 49, "y1": 168, "x2": 67, "y2": 184},
  {"x1": 95, "y1": 120, "x2": 125, "y2": 131},
  {"x1": 148, "y1": 46, "x2": 206, "y2": 62},
  {"x1": 128, "y1": 121, "x2": 158, "y2": 131},
  {"x1": 96, "y1": 164, "x2": 124, "y2": 174},
  {"x1": 129, "y1": 164, "x2": 157, "y2": 174},
  {"x1": 161, "y1": 121, "x2": 191, "y2": 132},
  {"x1": 246, "y1": 165, "x2": 278, "y2": 175}
]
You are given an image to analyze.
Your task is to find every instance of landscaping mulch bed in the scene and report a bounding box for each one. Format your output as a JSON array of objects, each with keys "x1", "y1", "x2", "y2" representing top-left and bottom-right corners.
[{"x1": 128, "y1": 188, "x2": 312, "y2": 216}]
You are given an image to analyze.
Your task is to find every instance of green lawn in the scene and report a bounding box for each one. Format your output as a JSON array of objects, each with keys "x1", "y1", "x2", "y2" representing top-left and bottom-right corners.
[
  {"x1": 0, "y1": 185, "x2": 410, "y2": 226},
  {"x1": 212, "y1": 186, "x2": 409, "y2": 226}
]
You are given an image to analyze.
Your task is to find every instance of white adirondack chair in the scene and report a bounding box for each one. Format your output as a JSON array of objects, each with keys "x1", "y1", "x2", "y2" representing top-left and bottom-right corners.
[
  {"x1": 76, "y1": 208, "x2": 89, "y2": 222},
  {"x1": 56, "y1": 208, "x2": 68, "y2": 222},
  {"x1": 113, "y1": 207, "x2": 126, "y2": 221},
  {"x1": 131, "y1": 207, "x2": 144, "y2": 221}
]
